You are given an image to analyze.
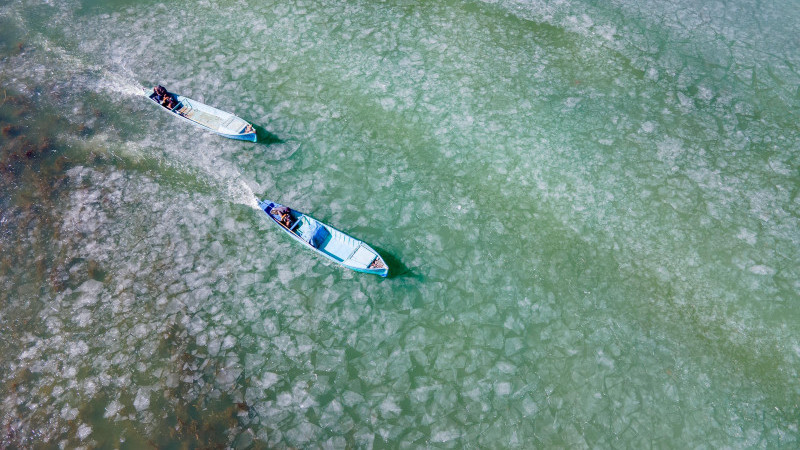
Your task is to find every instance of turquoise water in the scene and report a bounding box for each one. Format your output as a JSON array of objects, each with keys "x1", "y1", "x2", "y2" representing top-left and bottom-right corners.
[{"x1": 1, "y1": 0, "x2": 799, "y2": 447}]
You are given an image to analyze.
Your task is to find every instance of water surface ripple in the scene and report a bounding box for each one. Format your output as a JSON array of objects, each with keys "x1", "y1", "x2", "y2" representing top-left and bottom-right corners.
[{"x1": 1, "y1": 0, "x2": 799, "y2": 447}]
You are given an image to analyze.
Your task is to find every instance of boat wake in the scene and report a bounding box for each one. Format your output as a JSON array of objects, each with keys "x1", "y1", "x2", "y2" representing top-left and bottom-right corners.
[
  {"x1": 65, "y1": 133, "x2": 260, "y2": 211},
  {"x1": 8, "y1": 24, "x2": 258, "y2": 212},
  {"x1": 15, "y1": 32, "x2": 144, "y2": 99},
  {"x1": 98, "y1": 68, "x2": 144, "y2": 98},
  {"x1": 226, "y1": 178, "x2": 260, "y2": 210}
]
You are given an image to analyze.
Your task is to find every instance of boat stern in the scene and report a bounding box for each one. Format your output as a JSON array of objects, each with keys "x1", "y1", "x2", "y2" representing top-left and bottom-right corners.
[{"x1": 257, "y1": 199, "x2": 275, "y2": 213}]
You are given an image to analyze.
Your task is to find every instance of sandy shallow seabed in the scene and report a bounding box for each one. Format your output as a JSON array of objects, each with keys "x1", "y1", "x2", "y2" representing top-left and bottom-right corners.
[{"x1": 1, "y1": 0, "x2": 799, "y2": 447}]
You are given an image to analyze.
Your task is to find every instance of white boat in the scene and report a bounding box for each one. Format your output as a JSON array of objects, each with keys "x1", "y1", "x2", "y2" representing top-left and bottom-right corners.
[
  {"x1": 258, "y1": 199, "x2": 389, "y2": 277},
  {"x1": 144, "y1": 87, "x2": 256, "y2": 142}
]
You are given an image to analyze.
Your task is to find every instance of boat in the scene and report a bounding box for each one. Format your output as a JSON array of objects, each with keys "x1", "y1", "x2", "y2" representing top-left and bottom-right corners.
[
  {"x1": 258, "y1": 199, "x2": 389, "y2": 277},
  {"x1": 144, "y1": 87, "x2": 257, "y2": 142}
]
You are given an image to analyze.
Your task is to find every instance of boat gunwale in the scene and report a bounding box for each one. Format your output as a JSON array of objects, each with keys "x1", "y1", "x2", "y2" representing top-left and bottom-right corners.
[{"x1": 259, "y1": 200, "x2": 388, "y2": 276}]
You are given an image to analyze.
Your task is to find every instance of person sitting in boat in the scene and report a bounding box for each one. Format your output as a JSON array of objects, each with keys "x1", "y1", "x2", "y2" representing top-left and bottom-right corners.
[
  {"x1": 153, "y1": 85, "x2": 167, "y2": 102},
  {"x1": 163, "y1": 96, "x2": 178, "y2": 109},
  {"x1": 273, "y1": 206, "x2": 293, "y2": 228},
  {"x1": 153, "y1": 85, "x2": 177, "y2": 109}
]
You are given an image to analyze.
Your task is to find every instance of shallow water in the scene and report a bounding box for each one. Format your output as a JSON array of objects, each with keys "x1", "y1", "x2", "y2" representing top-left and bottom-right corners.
[{"x1": 1, "y1": 0, "x2": 799, "y2": 447}]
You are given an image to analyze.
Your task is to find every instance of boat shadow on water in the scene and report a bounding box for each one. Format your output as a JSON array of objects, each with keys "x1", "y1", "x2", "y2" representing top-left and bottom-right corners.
[
  {"x1": 252, "y1": 124, "x2": 283, "y2": 145},
  {"x1": 372, "y1": 246, "x2": 422, "y2": 280}
]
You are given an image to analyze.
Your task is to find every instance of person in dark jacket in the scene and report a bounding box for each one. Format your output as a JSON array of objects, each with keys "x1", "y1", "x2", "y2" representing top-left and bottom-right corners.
[{"x1": 153, "y1": 85, "x2": 177, "y2": 109}]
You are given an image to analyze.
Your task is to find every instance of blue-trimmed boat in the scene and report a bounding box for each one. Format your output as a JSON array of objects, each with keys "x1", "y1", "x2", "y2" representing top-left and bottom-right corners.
[
  {"x1": 144, "y1": 88, "x2": 257, "y2": 142},
  {"x1": 258, "y1": 200, "x2": 389, "y2": 277}
]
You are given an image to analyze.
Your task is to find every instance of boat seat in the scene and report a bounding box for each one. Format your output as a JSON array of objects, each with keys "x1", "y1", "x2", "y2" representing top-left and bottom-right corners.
[{"x1": 346, "y1": 246, "x2": 377, "y2": 268}]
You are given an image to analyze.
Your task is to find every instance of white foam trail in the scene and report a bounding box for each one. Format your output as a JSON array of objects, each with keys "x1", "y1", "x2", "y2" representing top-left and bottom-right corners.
[
  {"x1": 16, "y1": 24, "x2": 258, "y2": 211},
  {"x1": 29, "y1": 34, "x2": 144, "y2": 98},
  {"x1": 98, "y1": 68, "x2": 145, "y2": 98},
  {"x1": 227, "y1": 178, "x2": 260, "y2": 210}
]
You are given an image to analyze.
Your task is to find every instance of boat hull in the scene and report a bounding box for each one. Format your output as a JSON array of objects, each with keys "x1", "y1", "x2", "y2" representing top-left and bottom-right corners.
[
  {"x1": 258, "y1": 199, "x2": 389, "y2": 277},
  {"x1": 222, "y1": 131, "x2": 258, "y2": 142},
  {"x1": 144, "y1": 89, "x2": 257, "y2": 142}
]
